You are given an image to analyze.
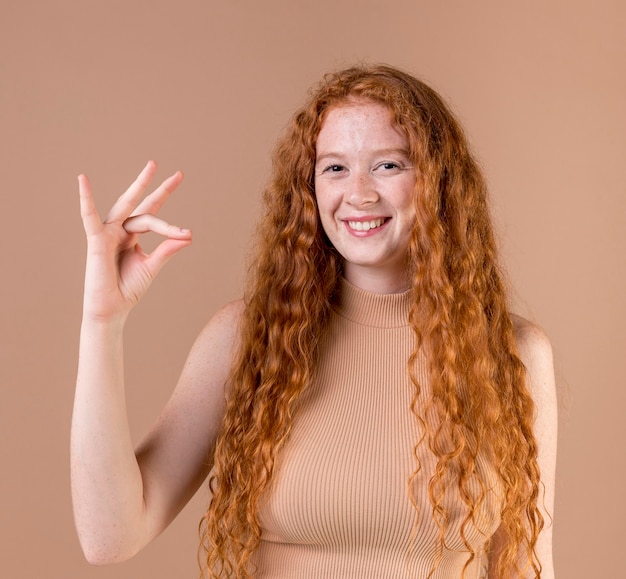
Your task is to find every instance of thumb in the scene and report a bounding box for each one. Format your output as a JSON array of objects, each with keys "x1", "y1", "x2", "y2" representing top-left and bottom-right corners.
[{"x1": 144, "y1": 236, "x2": 192, "y2": 277}]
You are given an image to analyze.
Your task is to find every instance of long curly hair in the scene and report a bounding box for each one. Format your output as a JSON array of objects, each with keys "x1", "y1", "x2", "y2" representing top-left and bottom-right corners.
[{"x1": 199, "y1": 64, "x2": 543, "y2": 578}]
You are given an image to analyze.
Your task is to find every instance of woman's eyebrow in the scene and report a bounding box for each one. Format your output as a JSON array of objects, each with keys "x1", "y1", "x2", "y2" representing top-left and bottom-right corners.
[{"x1": 315, "y1": 147, "x2": 410, "y2": 164}]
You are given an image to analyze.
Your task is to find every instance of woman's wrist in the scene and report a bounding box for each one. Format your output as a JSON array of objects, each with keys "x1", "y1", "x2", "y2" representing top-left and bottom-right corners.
[{"x1": 80, "y1": 310, "x2": 129, "y2": 335}]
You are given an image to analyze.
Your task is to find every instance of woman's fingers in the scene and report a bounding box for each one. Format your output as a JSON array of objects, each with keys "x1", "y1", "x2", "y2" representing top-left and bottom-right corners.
[
  {"x1": 80, "y1": 163, "x2": 185, "y2": 238},
  {"x1": 78, "y1": 174, "x2": 103, "y2": 235},
  {"x1": 132, "y1": 170, "x2": 184, "y2": 217},
  {"x1": 105, "y1": 161, "x2": 158, "y2": 223},
  {"x1": 127, "y1": 218, "x2": 192, "y2": 282},
  {"x1": 123, "y1": 213, "x2": 191, "y2": 240}
]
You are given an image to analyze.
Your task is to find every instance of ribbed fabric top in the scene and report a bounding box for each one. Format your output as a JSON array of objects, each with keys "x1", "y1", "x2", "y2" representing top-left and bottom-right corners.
[{"x1": 253, "y1": 279, "x2": 500, "y2": 578}]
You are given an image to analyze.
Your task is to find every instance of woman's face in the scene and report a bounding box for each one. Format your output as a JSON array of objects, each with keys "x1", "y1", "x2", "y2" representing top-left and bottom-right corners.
[{"x1": 314, "y1": 100, "x2": 417, "y2": 293}]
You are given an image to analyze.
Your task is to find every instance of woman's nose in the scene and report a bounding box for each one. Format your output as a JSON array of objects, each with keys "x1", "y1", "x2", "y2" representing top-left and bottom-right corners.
[{"x1": 345, "y1": 171, "x2": 379, "y2": 207}]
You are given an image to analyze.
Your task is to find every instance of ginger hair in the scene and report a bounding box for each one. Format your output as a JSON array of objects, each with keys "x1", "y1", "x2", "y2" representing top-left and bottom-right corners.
[{"x1": 199, "y1": 64, "x2": 543, "y2": 578}]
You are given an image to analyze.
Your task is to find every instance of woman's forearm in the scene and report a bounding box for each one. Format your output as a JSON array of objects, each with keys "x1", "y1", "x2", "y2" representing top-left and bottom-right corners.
[{"x1": 71, "y1": 318, "x2": 147, "y2": 564}]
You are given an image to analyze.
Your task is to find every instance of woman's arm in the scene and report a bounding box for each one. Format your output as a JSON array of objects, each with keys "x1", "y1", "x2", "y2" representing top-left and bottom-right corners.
[
  {"x1": 488, "y1": 317, "x2": 558, "y2": 578},
  {"x1": 70, "y1": 162, "x2": 238, "y2": 564}
]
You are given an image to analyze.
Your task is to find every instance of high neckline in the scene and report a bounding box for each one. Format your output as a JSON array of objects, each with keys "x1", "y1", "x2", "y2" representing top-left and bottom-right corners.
[{"x1": 332, "y1": 278, "x2": 412, "y2": 328}]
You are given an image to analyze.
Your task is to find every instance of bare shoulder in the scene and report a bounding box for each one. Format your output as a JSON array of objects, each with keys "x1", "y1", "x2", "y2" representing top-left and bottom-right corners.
[
  {"x1": 182, "y1": 299, "x2": 245, "y2": 385},
  {"x1": 509, "y1": 314, "x2": 555, "y2": 394},
  {"x1": 142, "y1": 298, "x2": 245, "y2": 433},
  {"x1": 510, "y1": 314, "x2": 552, "y2": 359},
  {"x1": 201, "y1": 299, "x2": 245, "y2": 337},
  {"x1": 509, "y1": 313, "x2": 557, "y2": 457}
]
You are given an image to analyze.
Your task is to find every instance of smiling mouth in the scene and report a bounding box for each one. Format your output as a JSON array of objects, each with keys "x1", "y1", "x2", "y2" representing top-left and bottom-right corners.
[{"x1": 347, "y1": 218, "x2": 386, "y2": 232}]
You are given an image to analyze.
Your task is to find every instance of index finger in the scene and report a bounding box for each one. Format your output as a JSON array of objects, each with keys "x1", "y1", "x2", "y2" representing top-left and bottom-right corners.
[{"x1": 122, "y1": 213, "x2": 191, "y2": 239}]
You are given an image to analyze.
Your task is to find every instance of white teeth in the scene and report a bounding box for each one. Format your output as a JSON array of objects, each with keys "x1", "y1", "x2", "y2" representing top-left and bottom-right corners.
[{"x1": 348, "y1": 219, "x2": 384, "y2": 231}]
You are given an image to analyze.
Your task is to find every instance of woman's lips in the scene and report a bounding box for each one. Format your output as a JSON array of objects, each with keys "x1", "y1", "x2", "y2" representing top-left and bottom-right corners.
[{"x1": 343, "y1": 217, "x2": 390, "y2": 235}]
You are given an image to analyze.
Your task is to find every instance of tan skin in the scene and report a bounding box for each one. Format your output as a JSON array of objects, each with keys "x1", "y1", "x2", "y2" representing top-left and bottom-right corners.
[{"x1": 73, "y1": 108, "x2": 557, "y2": 575}]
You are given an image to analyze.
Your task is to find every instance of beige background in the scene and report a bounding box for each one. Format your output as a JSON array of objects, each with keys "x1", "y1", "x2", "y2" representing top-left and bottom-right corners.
[{"x1": 1, "y1": 1, "x2": 624, "y2": 577}]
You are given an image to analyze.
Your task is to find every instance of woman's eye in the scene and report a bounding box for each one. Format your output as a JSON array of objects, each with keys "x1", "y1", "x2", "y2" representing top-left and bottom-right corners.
[
  {"x1": 379, "y1": 161, "x2": 405, "y2": 171},
  {"x1": 325, "y1": 164, "x2": 345, "y2": 173}
]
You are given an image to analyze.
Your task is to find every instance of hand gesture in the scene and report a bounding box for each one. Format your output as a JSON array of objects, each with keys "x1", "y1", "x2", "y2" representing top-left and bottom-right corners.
[{"x1": 79, "y1": 161, "x2": 192, "y2": 323}]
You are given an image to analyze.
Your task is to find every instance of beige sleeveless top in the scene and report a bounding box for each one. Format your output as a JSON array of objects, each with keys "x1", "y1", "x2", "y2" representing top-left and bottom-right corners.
[{"x1": 254, "y1": 280, "x2": 501, "y2": 577}]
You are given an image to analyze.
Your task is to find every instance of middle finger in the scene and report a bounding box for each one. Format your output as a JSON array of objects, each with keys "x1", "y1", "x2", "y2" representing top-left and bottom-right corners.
[
  {"x1": 131, "y1": 170, "x2": 184, "y2": 217},
  {"x1": 105, "y1": 160, "x2": 158, "y2": 223}
]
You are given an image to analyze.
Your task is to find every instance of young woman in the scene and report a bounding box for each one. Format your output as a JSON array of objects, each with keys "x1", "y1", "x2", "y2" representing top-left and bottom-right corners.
[{"x1": 72, "y1": 65, "x2": 557, "y2": 578}]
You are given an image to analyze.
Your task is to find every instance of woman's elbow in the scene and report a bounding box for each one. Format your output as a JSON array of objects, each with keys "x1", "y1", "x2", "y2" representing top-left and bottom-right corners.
[{"x1": 78, "y1": 535, "x2": 140, "y2": 566}]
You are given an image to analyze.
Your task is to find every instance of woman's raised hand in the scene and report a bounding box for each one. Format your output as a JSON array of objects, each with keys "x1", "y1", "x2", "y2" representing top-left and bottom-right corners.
[{"x1": 79, "y1": 160, "x2": 192, "y2": 323}]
